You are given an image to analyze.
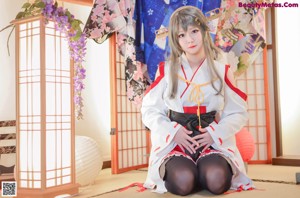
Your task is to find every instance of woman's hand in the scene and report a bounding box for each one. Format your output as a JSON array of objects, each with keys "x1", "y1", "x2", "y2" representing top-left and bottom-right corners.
[
  {"x1": 173, "y1": 126, "x2": 199, "y2": 154},
  {"x1": 193, "y1": 127, "x2": 214, "y2": 151}
]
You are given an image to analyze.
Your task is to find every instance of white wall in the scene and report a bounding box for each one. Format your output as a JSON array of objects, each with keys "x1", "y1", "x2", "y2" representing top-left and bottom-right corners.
[
  {"x1": 64, "y1": 2, "x2": 111, "y2": 162},
  {"x1": 276, "y1": 0, "x2": 300, "y2": 155},
  {"x1": 0, "y1": 1, "x2": 111, "y2": 161},
  {"x1": 75, "y1": 38, "x2": 111, "y2": 161},
  {"x1": 0, "y1": 0, "x2": 25, "y2": 120}
]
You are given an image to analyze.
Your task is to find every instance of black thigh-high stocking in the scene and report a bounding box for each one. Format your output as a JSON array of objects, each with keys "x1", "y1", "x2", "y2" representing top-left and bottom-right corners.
[
  {"x1": 197, "y1": 154, "x2": 233, "y2": 195},
  {"x1": 163, "y1": 156, "x2": 198, "y2": 196}
]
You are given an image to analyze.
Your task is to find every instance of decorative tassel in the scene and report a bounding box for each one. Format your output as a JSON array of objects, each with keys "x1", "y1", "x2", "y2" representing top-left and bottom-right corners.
[{"x1": 197, "y1": 104, "x2": 201, "y2": 128}]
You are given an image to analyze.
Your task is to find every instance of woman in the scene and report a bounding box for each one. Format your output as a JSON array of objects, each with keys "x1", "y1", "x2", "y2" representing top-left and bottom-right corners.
[{"x1": 141, "y1": 6, "x2": 254, "y2": 196}]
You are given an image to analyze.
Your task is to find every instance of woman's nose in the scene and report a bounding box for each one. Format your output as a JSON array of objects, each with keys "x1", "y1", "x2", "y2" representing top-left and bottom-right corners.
[{"x1": 185, "y1": 33, "x2": 194, "y2": 43}]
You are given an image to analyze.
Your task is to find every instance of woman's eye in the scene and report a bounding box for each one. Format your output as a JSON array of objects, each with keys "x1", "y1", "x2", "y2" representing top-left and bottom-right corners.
[
  {"x1": 178, "y1": 33, "x2": 185, "y2": 38},
  {"x1": 191, "y1": 29, "x2": 199, "y2": 34}
]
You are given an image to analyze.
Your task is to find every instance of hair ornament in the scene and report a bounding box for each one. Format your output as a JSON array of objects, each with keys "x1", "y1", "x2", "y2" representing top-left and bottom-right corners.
[
  {"x1": 206, "y1": 8, "x2": 221, "y2": 21},
  {"x1": 155, "y1": 27, "x2": 168, "y2": 39},
  {"x1": 194, "y1": 17, "x2": 201, "y2": 26}
]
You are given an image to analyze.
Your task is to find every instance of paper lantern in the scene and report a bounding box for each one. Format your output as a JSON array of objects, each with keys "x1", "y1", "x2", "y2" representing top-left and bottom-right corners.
[
  {"x1": 235, "y1": 128, "x2": 255, "y2": 162},
  {"x1": 75, "y1": 136, "x2": 103, "y2": 186}
]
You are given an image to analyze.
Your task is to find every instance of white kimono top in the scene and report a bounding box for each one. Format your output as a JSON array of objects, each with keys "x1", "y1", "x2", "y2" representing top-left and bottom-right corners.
[{"x1": 141, "y1": 54, "x2": 254, "y2": 193}]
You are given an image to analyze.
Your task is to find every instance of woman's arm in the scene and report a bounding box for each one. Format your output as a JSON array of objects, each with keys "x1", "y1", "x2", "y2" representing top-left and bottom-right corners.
[
  {"x1": 141, "y1": 62, "x2": 198, "y2": 154},
  {"x1": 204, "y1": 65, "x2": 248, "y2": 147}
]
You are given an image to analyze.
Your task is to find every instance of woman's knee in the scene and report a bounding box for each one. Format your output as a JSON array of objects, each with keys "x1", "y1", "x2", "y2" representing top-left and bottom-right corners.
[
  {"x1": 197, "y1": 155, "x2": 232, "y2": 194},
  {"x1": 164, "y1": 163, "x2": 197, "y2": 195},
  {"x1": 204, "y1": 166, "x2": 232, "y2": 194}
]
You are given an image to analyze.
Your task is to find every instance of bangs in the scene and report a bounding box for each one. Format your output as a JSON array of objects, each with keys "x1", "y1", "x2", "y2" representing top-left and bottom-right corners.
[{"x1": 176, "y1": 14, "x2": 198, "y2": 32}]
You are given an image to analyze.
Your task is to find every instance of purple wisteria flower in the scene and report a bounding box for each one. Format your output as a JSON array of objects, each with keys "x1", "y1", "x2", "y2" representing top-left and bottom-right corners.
[
  {"x1": 44, "y1": 0, "x2": 53, "y2": 3},
  {"x1": 42, "y1": 0, "x2": 87, "y2": 120}
]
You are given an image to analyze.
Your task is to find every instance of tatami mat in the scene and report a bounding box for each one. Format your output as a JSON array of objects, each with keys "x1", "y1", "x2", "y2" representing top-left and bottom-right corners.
[
  {"x1": 75, "y1": 165, "x2": 300, "y2": 198},
  {"x1": 248, "y1": 164, "x2": 299, "y2": 183}
]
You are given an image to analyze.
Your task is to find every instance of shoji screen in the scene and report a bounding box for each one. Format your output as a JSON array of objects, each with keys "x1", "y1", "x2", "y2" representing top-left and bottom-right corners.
[
  {"x1": 110, "y1": 36, "x2": 149, "y2": 174},
  {"x1": 236, "y1": 49, "x2": 271, "y2": 163}
]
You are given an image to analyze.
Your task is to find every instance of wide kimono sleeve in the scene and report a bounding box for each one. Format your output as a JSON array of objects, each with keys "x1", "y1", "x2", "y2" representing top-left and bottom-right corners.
[
  {"x1": 206, "y1": 65, "x2": 248, "y2": 147},
  {"x1": 141, "y1": 62, "x2": 181, "y2": 155}
]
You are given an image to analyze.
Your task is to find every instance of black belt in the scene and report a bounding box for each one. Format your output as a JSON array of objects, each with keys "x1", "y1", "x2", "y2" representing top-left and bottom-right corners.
[{"x1": 169, "y1": 110, "x2": 216, "y2": 160}]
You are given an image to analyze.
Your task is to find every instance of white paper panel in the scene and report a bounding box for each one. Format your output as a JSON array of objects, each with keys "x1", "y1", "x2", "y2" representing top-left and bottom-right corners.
[
  {"x1": 62, "y1": 84, "x2": 70, "y2": 115},
  {"x1": 56, "y1": 130, "x2": 62, "y2": 169},
  {"x1": 32, "y1": 131, "x2": 41, "y2": 171},
  {"x1": 45, "y1": 35, "x2": 55, "y2": 69},
  {"x1": 61, "y1": 38, "x2": 70, "y2": 70},
  {"x1": 47, "y1": 179, "x2": 55, "y2": 187},
  {"x1": 34, "y1": 181, "x2": 41, "y2": 188},
  {"x1": 46, "y1": 82, "x2": 55, "y2": 115},
  {"x1": 128, "y1": 149, "x2": 133, "y2": 167},
  {"x1": 259, "y1": 144, "x2": 267, "y2": 160},
  {"x1": 21, "y1": 180, "x2": 27, "y2": 188},
  {"x1": 56, "y1": 83, "x2": 62, "y2": 115},
  {"x1": 122, "y1": 131, "x2": 127, "y2": 149},
  {"x1": 46, "y1": 130, "x2": 56, "y2": 171},
  {"x1": 32, "y1": 83, "x2": 40, "y2": 116},
  {"x1": 19, "y1": 131, "x2": 28, "y2": 171},
  {"x1": 62, "y1": 167, "x2": 70, "y2": 176},
  {"x1": 61, "y1": 131, "x2": 71, "y2": 168},
  {"x1": 62, "y1": 176, "x2": 70, "y2": 184}
]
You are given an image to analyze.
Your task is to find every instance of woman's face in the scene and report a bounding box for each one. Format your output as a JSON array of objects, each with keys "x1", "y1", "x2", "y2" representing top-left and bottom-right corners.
[{"x1": 177, "y1": 25, "x2": 204, "y2": 57}]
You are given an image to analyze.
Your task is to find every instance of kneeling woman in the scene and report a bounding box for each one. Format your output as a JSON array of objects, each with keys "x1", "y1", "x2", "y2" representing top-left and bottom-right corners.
[{"x1": 141, "y1": 6, "x2": 254, "y2": 196}]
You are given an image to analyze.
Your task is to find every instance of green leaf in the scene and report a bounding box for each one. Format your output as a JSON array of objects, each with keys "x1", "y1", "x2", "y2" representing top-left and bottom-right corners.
[
  {"x1": 36, "y1": 2, "x2": 45, "y2": 9},
  {"x1": 22, "y1": 2, "x2": 31, "y2": 9},
  {"x1": 35, "y1": 8, "x2": 42, "y2": 13},
  {"x1": 24, "y1": 12, "x2": 32, "y2": 17},
  {"x1": 28, "y1": 6, "x2": 34, "y2": 13},
  {"x1": 65, "y1": 10, "x2": 72, "y2": 19},
  {"x1": 71, "y1": 20, "x2": 79, "y2": 29},
  {"x1": 76, "y1": 19, "x2": 83, "y2": 25},
  {"x1": 15, "y1": 12, "x2": 25, "y2": 19},
  {"x1": 31, "y1": 3, "x2": 36, "y2": 7},
  {"x1": 73, "y1": 29, "x2": 82, "y2": 41}
]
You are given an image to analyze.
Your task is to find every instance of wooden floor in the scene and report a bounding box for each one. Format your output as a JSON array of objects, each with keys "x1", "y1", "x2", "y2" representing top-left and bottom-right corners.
[{"x1": 272, "y1": 155, "x2": 300, "y2": 166}]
